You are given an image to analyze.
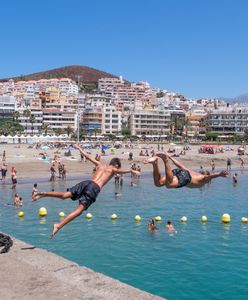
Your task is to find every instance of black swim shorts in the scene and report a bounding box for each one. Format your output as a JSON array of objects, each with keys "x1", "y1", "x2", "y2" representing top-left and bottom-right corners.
[
  {"x1": 69, "y1": 180, "x2": 100, "y2": 210},
  {"x1": 172, "y1": 168, "x2": 192, "y2": 188}
]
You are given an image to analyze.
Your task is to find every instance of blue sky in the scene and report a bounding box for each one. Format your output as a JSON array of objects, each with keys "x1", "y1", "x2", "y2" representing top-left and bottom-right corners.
[{"x1": 1, "y1": 0, "x2": 248, "y2": 98}]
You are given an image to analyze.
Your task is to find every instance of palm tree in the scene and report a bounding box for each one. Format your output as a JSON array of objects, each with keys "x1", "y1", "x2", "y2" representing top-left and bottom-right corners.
[
  {"x1": 29, "y1": 114, "x2": 36, "y2": 135},
  {"x1": 65, "y1": 126, "x2": 74, "y2": 137},
  {"x1": 23, "y1": 109, "x2": 31, "y2": 134},
  {"x1": 169, "y1": 115, "x2": 185, "y2": 135},
  {"x1": 93, "y1": 127, "x2": 101, "y2": 137},
  {"x1": 54, "y1": 128, "x2": 63, "y2": 135},
  {"x1": 13, "y1": 111, "x2": 20, "y2": 123},
  {"x1": 41, "y1": 123, "x2": 50, "y2": 135}
]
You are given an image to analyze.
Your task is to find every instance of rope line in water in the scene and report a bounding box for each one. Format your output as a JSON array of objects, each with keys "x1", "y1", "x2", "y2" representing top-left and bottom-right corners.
[{"x1": 0, "y1": 233, "x2": 13, "y2": 254}]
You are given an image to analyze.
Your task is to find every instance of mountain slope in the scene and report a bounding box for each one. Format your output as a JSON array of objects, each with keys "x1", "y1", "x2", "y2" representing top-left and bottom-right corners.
[
  {"x1": 0, "y1": 65, "x2": 118, "y2": 83},
  {"x1": 220, "y1": 93, "x2": 248, "y2": 103}
]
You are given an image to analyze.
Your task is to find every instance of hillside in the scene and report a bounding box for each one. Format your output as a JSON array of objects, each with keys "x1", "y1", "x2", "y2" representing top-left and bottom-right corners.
[
  {"x1": 220, "y1": 93, "x2": 248, "y2": 103},
  {"x1": 0, "y1": 65, "x2": 118, "y2": 83}
]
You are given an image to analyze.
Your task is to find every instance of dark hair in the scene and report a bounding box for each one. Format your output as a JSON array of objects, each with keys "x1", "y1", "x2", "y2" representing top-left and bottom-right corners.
[
  {"x1": 109, "y1": 158, "x2": 121, "y2": 168},
  {"x1": 34, "y1": 183, "x2": 37, "y2": 188},
  {"x1": 167, "y1": 220, "x2": 171, "y2": 225}
]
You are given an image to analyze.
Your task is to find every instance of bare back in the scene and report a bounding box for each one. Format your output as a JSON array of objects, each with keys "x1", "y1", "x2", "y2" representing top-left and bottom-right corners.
[{"x1": 91, "y1": 164, "x2": 115, "y2": 189}]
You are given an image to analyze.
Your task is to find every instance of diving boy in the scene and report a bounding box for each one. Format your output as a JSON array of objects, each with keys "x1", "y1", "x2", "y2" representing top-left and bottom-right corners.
[
  {"x1": 144, "y1": 152, "x2": 228, "y2": 189},
  {"x1": 32, "y1": 144, "x2": 140, "y2": 238}
]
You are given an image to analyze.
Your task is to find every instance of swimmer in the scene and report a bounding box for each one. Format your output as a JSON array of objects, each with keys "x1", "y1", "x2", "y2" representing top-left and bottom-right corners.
[
  {"x1": 32, "y1": 183, "x2": 38, "y2": 197},
  {"x1": 233, "y1": 173, "x2": 238, "y2": 184},
  {"x1": 14, "y1": 193, "x2": 22, "y2": 207},
  {"x1": 32, "y1": 144, "x2": 140, "y2": 238},
  {"x1": 114, "y1": 192, "x2": 122, "y2": 197},
  {"x1": 148, "y1": 219, "x2": 158, "y2": 231},
  {"x1": 144, "y1": 152, "x2": 228, "y2": 189},
  {"x1": 166, "y1": 220, "x2": 175, "y2": 233}
]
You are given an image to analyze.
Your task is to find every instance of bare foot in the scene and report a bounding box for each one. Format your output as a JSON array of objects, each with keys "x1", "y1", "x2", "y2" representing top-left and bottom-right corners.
[
  {"x1": 156, "y1": 152, "x2": 168, "y2": 162},
  {"x1": 143, "y1": 156, "x2": 158, "y2": 164},
  {"x1": 50, "y1": 224, "x2": 60, "y2": 239},
  {"x1": 32, "y1": 192, "x2": 45, "y2": 202}
]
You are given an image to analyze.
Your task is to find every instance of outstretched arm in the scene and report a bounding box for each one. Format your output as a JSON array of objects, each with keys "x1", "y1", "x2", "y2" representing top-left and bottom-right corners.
[
  {"x1": 205, "y1": 170, "x2": 228, "y2": 180},
  {"x1": 113, "y1": 168, "x2": 140, "y2": 177},
  {"x1": 74, "y1": 144, "x2": 100, "y2": 166}
]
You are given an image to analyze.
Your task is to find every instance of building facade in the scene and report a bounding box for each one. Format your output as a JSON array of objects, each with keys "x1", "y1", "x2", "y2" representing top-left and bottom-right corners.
[{"x1": 129, "y1": 109, "x2": 170, "y2": 136}]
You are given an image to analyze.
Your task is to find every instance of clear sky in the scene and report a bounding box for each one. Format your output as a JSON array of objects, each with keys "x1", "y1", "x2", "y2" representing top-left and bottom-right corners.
[{"x1": 1, "y1": 0, "x2": 248, "y2": 98}]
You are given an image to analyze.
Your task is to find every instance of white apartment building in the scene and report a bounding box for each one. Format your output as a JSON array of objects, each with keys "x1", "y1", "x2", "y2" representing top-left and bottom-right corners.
[
  {"x1": 85, "y1": 94, "x2": 112, "y2": 108},
  {"x1": 102, "y1": 107, "x2": 122, "y2": 134},
  {"x1": 129, "y1": 109, "x2": 171, "y2": 136},
  {"x1": 59, "y1": 78, "x2": 79, "y2": 96},
  {"x1": 0, "y1": 95, "x2": 16, "y2": 120},
  {"x1": 18, "y1": 109, "x2": 43, "y2": 134},
  {"x1": 43, "y1": 110, "x2": 76, "y2": 132},
  {"x1": 207, "y1": 107, "x2": 248, "y2": 135}
]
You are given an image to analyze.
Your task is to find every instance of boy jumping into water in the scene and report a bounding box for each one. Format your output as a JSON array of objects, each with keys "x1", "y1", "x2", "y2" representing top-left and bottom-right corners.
[
  {"x1": 32, "y1": 145, "x2": 140, "y2": 238},
  {"x1": 144, "y1": 152, "x2": 228, "y2": 189}
]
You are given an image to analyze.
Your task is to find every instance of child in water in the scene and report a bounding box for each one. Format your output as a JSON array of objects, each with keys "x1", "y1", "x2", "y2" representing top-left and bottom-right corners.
[
  {"x1": 148, "y1": 219, "x2": 158, "y2": 231},
  {"x1": 166, "y1": 220, "x2": 176, "y2": 233}
]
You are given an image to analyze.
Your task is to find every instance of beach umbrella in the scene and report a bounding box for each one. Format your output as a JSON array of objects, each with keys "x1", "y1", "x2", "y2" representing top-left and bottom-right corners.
[
  {"x1": 40, "y1": 145, "x2": 50, "y2": 150},
  {"x1": 83, "y1": 143, "x2": 91, "y2": 148},
  {"x1": 102, "y1": 145, "x2": 110, "y2": 150}
]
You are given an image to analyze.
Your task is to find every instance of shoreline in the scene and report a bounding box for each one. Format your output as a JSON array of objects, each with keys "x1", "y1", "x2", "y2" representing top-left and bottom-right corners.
[
  {"x1": 0, "y1": 144, "x2": 248, "y2": 184},
  {"x1": 0, "y1": 234, "x2": 164, "y2": 300}
]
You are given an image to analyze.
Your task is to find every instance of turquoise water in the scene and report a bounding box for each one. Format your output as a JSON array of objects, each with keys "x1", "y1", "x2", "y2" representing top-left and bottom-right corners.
[{"x1": 1, "y1": 172, "x2": 248, "y2": 299}]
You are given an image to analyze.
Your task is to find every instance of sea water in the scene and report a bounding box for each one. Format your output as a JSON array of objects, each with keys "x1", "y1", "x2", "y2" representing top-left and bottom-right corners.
[{"x1": 1, "y1": 172, "x2": 248, "y2": 300}]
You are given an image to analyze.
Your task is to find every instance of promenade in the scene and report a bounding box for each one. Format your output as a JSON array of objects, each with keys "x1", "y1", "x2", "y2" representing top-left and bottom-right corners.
[{"x1": 0, "y1": 236, "x2": 163, "y2": 300}]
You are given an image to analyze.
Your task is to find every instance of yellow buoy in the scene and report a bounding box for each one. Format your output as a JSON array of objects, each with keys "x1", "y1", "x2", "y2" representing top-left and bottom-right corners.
[
  {"x1": 154, "y1": 216, "x2": 162, "y2": 222},
  {"x1": 201, "y1": 216, "x2": 208, "y2": 222},
  {"x1": 59, "y1": 212, "x2": 65, "y2": 218},
  {"x1": 221, "y1": 213, "x2": 231, "y2": 224},
  {"x1": 241, "y1": 217, "x2": 248, "y2": 223},
  {"x1": 39, "y1": 207, "x2": 47, "y2": 217},
  {"x1": 134, "y1": 215, "x2": 141, "y2": 222},
  {"x1": 17, "y1": 211, "x2": 24, "y2": 217},
  {"x1": 86, "y1": 213, "x2": 93, "y2": 219},
  {"x1": 181, "y1": 216, "x2": 187, "y2": 222},
  {"x1": 111, "y1": 213, "x2": 118, "y2": 220}
]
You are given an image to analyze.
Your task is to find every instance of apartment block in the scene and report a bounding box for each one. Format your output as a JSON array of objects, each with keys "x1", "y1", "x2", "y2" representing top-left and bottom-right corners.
[
  {"x1": 18, "y1": 109, "x2": 43, "y2": 134},
  {"x1": 43, "y1": 110, "x2": 76, "y2": 132},
  {"x1": 0, "y1": 95, "x2": 16, "y2": 120},
  {"x1": 129, "y1": 109, "x2": 170, "y2": 136},
  {"x1": 207, "y1": 107, "x2": 248, "y2": 135},
  {"x1": 102, "y1": 107, "x2": 122, "y2": 134},
  {"x1": 80, "y1": 108, "x2": 102, "y2": 135}
]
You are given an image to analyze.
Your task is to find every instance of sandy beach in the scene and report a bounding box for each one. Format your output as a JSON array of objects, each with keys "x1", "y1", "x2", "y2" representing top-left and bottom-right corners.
[{"x1": 0, "y1": 143, "x2": 246, "y2": 182}]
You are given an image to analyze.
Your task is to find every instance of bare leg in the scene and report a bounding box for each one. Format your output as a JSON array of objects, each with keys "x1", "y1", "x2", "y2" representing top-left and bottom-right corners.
[
  {"x1": 50, "y1": 204, "x2": 85, "y2": 238},
  {"x1": 158, "y1": 152, "x2": 190, "y2": 172},
  {"x1": 157, "y1": 153, "x2": 175, "y2": 186},
  {"x1": 144, "y1": 156, "x2": 165, "y2": 187},
  {"x1": 32, "y1": 191, "x2": 71, "y2": 201}
]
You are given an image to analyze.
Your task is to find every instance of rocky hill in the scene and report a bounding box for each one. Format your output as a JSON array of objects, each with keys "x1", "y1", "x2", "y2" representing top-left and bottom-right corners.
[{"x1": 0, "y1": 65, "x2": 118, "y2": 83}]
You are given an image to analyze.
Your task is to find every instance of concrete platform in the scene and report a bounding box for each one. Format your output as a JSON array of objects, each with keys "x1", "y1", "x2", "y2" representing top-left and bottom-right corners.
[{"x1": 0, "y1": 236, "x2": 164, "y2": 300}]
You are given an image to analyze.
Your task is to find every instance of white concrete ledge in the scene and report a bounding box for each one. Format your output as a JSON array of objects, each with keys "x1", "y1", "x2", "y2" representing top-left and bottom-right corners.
[{"x1": 0, "y1": 236, "x2": 164, "y2": 300}]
